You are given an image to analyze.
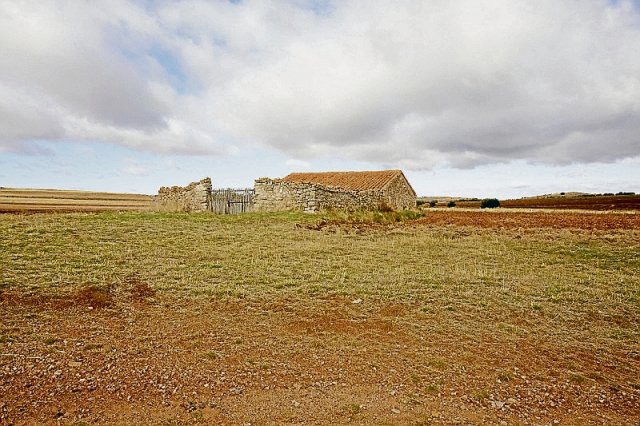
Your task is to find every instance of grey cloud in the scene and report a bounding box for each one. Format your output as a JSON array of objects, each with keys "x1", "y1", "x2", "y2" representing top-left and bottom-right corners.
[
  {"x1": 1, "y1": 0, "x2": 639, "y2": 168},
  {"x1": 0, "y1": 85, "x2": 65, "y2": 145},
  {"x1": 0, "y1": 1, "x2": 180, "y2": 150},
  {"x1": 213, "y1": 1, "x2": 640, "y2": 168}
]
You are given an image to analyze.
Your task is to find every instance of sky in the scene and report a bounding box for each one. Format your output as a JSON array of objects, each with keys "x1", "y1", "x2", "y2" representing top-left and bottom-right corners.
[{"x1": 1, "y1": 0, "x2": 639, "y2": 198}]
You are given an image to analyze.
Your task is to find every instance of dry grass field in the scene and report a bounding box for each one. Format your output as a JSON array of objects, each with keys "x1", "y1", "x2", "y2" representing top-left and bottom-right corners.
[
  {"x1": 1, "y1": 209, "x2": 639, "y2": 425},
  {"x1": 0, "y1": 188, "x2": 153, "y2": 212}
]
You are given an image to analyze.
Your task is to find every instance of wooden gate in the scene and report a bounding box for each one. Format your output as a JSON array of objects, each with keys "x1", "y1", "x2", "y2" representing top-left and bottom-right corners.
[{"x1": 209, "y1": 188, "x2": 255, "y2": 214}]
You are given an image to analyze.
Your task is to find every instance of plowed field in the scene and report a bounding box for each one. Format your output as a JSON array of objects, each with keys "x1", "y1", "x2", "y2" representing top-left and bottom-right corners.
[
  {"x1": 501, "y1": 195, "x2": 640, "y2": 211},
  {"x1": 0, "y1": 188, "x2": 153, "y2": 212},
  {"x1": 415, "y1": 210, "x2": 640, "y2": 230},
  {"x1": 453, "y1": 195, "x2": 640, "y2": 211}
]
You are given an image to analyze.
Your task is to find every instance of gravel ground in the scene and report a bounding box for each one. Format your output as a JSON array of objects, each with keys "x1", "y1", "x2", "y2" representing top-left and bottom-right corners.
[{"x1": 1, "y1": 289, "x2": 638, "y2": 425}]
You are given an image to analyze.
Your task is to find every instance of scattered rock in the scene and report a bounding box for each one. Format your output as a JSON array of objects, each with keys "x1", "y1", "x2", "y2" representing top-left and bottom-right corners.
[
  {"x1": 229, "y1": 386, "x2": 244, "y2": 395},
  {"x1": 490, "y1": 400, "x2": 505, "y2": 409}
]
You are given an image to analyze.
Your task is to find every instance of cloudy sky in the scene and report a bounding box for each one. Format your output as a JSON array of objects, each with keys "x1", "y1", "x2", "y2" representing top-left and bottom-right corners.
[{"x1": 1, "y1": 0, "x2": 639, "y2": 198}]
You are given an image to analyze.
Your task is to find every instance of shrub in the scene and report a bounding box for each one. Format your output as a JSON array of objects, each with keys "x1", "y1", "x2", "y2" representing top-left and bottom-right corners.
[
  {"x1": 429, "y1": 200, "x2": 437, "y2": 208},
  {"x1": 394, "y1": 209, "x2": 424, "y2": 221},
  {"x1": 416, "y1": 200, "x2": 426, "y2": 207},
  {"x1": 480, "y1": 198, "x2": 500, "y2": 209},
  {"x1": 447, "y1": 201, "x2": 456, "y2": 208}
]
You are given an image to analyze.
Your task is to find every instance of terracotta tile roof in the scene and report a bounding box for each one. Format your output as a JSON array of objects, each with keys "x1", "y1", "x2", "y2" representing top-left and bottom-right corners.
[{"x1": 283, "y1": 170, "x2": 407, "y2": 191}]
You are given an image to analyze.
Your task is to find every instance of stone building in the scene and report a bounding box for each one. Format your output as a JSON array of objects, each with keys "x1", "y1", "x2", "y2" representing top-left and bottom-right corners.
[{"x1": 254, "y1": 170, "x2": 416, "y2": 213}]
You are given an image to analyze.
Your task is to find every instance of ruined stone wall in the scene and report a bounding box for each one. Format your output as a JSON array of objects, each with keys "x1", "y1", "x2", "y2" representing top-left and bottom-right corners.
[
  {"x1": 253, "y1": 178, "x2": 302, "y2": 212},
  {"x1": 313, "y1": 186, "x2": 385, "y2": 211},
  {"x1": 383, "y1": 174, "x2": 417, "y2": 210},
  {"x1": 155, "y1": 178, "x2": 212, "y2": 212},
  {"x1": 254, "y1": 178, "x2": 387, "y2": 213}
]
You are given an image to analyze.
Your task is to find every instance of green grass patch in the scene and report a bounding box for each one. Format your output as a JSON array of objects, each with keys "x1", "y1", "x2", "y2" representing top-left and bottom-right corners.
[{"x1": 0, "y1": 211, "x2": 638, "y2": 351}]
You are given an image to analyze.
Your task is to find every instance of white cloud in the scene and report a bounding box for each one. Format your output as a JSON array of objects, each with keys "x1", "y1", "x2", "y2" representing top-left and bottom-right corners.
[
  {"x1": 1, "y1": 0, "x2": 639, "y2": 170},
  {"x1": 285, "y1": 158, "x2": 311, "y2": 169},
  {"x1": 121, "y1": 164, "x2": 149, "y2": 177},
  {"x1": 121, "y1": 157, "x2": 151, "y2": 177},
  {"x1": 621, "y1": 155, "x2": 640, "y2": 165}
]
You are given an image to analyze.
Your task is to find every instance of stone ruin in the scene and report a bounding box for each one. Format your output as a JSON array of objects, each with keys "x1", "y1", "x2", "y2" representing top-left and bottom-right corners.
[
  {"x1": 155, "y1": 177, "x2": 212, "y2": 212},
  {"x1": 254, "y1": 171, "x2": 416, "y2": 213},
  {"x1": 254, "y1": 178, "x2": 387, "y2": 213},
  {"x1": 154, "y1": 170, "x2": 416, "y2": 214}
]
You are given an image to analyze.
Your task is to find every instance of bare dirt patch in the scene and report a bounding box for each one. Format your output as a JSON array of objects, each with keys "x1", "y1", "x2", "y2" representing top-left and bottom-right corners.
[
  {"x1": 1, "y1": 293, "x2": 638, "y2": 425},
  {"x1": 75, "y1": 286, "x2": 114, "y2": 309}
]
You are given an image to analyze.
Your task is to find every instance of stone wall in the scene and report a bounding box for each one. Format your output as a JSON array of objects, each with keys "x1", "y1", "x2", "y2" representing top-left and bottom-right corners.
[
  {"x1": 155, "y1": 178, "x2": 212, "y2": 212},
  {"x1": 254, "y1": 178, "x2": 390, "y2": 213},
  {"x1": 313, "y1": 185, "x2": 386, "y2": 211},
  {"x1": 382, "y1": 174, "x2": 417, "y2": 210},
  {"x1": 254, "y1": 178, "x2": 300, "y2": 212}
]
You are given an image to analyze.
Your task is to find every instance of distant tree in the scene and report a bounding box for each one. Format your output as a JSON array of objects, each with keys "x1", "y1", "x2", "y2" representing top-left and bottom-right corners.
[
  {"x1": 416, "y1": 200, "x2": 426, "y2": 207},
  {"x1": 447, "y1": 201, "x2": 456, "y2": 208},
  {"x1": 480, "y1": 198, "x2": 500, "y2": 209},
  {"x1": 429, "y1": 200, "x2": 437, "y2": 208}
]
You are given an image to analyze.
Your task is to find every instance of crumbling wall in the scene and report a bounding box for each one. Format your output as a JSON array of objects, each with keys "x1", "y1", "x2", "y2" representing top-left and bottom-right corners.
[
  {"x1": 254, "y1": 178, "x2": 301, "y2": 211},
  {"x1": 254, "y1": 178, "x2": 386, "y2": 213},
  {"x1": 155, "y1": 178, "x2": 212, "y2": 212}
]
